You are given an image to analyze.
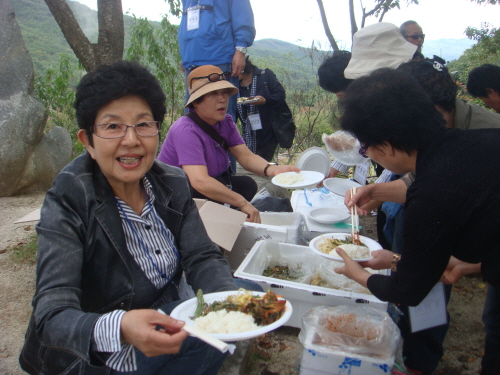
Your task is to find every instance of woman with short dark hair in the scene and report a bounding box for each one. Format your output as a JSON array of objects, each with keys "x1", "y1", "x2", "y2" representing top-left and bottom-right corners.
[
  {"x1": 335, "y1": 67, "x2": 500, "y2": 375},
  {"x1": 20, "y1": 61, "x2": 237, "y2": 374}
]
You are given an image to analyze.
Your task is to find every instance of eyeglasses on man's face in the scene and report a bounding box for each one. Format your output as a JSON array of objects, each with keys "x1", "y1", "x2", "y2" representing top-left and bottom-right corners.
[
  {"x1": 91, "y1": 121, "x2": 161, "y2": 139},
  {"x1": 359, "y1": 144, "x2": 369, "y2": 158},
  {"x1": 189, "y1": 71, "x2": 231, "y2": 89},
  {"x1": 406, "y1": 34, "x2": 425, "y2": 40}
]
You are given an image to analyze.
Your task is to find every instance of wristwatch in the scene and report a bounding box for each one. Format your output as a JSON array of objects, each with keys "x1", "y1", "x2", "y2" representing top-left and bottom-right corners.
[
  {"x1": 263, "y1": 163, "x2": 276, "y2": 177},
  {"x1": 235, "y1": 47, "x2": 247, "y2": 55}
]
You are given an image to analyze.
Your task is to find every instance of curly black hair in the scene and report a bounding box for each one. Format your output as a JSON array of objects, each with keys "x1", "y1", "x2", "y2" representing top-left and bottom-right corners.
[
  {"x1": 74, "y1": 60, "x2": 166, "y2": 146},
  {"x1": 467, "y1": 64, "x2": 500, "y2": 98},
  {"x1": 318, "y1": 50, "x2": 353, "y2": 94},
  {"x1": 397, "y1": 56, "x2": 457, "y2": 113},
  {"x1": 340, "y1": 68, "x2": 446, "y2": 155}
]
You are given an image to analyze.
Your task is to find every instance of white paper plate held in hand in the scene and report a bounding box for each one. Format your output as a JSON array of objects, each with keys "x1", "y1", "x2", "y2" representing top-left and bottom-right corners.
[
  {"x1": 272, "y1": 171, "x2": 324, "y2": 189},
  {"x1": 309, "y1": 233, "x2": 382, "y2": 262},
  {"x1": 170, "y1": 291, "x2": 292, "y2": 342},
  {"x1": 237, "y1": 97, "x2": 260, "y2": 104}
]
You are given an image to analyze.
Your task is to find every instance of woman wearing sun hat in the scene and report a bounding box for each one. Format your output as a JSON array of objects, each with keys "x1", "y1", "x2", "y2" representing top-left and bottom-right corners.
[{"x1": 158, "y1": 65, "x2": 298, "y2": 223}]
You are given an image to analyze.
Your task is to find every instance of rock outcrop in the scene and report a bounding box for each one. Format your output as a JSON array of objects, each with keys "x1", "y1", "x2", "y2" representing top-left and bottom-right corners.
[{"x1": 0, "y1": 0, "x2": 71, "y2": 196}]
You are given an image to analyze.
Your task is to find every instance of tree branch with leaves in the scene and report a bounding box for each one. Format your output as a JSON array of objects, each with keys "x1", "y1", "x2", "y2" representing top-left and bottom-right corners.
[
  {"x1": 44, "y1": 0, "x2": 181, "y2": 72},
  {"x1": 316, "y1": 0, "x2": 419, "y2": 51}
]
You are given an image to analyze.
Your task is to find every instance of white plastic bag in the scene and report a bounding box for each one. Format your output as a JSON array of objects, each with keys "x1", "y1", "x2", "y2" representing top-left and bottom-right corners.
[
  {"x1": 299, "y1": 305, "x2": 400, "y2": 360},
  {"x1": 322, "y1": 131, "x2": 368, "y2": 166}
]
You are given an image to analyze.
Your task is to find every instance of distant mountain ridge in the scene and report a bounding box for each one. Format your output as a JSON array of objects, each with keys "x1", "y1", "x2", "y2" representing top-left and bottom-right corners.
[
  {"x1": 422, "y1": 38, "x2": 476, "y2": 62},
  {"x1": 10, "y1": 0, "x2": 475, "y2": 75},
  {"x1": 253, "y1": 37, "x2": 476, "y2": 63}
]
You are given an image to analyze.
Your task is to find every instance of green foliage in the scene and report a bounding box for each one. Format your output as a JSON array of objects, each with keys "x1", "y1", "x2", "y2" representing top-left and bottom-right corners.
[
  {"x1": 14, "y1": 0, "x2": 341, "y2": 159},
  {"x1": 470, "y1": 0, "x2": 499, "y2": 4},
  {"x1": 448, "y1": 23, "x2": 500, "y2": 87},
  {"x1": 163, "y1": 0, "x2": 182, "y2": 17},
  {"x1": 126, "y1": 16, "x2": 185, "y2": 135},
  {"x1": 10, "y1": 232, "x2": 38, "y2": 265},
  {"x1": 34, "y1": 54, "x2": 86, "y2": 157}
]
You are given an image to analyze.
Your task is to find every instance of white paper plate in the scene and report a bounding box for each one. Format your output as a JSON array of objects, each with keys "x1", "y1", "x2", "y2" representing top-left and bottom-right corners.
[
  {"x1": 309, "y1": 233, "x2": 382, "y2": 262},
  {"x1": 323, "y1": 178, "x2": 362, "y2": 196},
  {"x1": 237, "y1": 98, "x2": 260, "y2": 104},
  {"x1": 295, "y1": 147, "x2": 331, "y2": 177},
  {"x1": 308, "y1": 207, "x2": 351, "y2": 224},
  {"x1": 170, "y1": 291, "x2": 292, "y2": 342},
  {"x1": 272, "y1": 171, "x2": 325, "y2": 189}
]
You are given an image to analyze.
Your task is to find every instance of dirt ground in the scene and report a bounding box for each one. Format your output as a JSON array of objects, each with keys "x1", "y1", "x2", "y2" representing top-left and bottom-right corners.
[{"x1": 0, "y1": 192, "x2": 487, "y2": 374}]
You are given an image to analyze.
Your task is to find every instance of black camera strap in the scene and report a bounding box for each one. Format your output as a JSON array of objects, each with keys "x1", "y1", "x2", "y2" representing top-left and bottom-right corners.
[{"x1": 185, "y1": 112, "x2": 229, "y2": 151}]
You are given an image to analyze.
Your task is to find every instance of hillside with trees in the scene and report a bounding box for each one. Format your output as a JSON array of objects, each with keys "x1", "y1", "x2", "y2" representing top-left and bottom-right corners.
[{"x1": 10, "y1": 0, "x2": 496, "y2": 162}]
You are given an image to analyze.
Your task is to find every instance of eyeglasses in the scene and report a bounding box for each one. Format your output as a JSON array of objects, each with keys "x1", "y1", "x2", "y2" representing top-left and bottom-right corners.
[
  {"x1": 406, "y1": 34, "x2": 425, "y2": 40},
  {"x1": 189, "y1": 71, "x2": 232, "y2": 89},
  {"x1": 91, "y1": 121, "x2": 161, "y2": 139},
  {"x1": 359, "y1": 144, "x2": 369, "y2": 158}
]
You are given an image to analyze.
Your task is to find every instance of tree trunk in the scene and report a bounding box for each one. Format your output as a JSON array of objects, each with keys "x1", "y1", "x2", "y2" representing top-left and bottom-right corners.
[
  {"x1": 44, "y1": 0, "x2": 124, "y2": 72},
  {"x1": 316, "y1": 0, "x2": 339, "y2": 51},
  {"x1": 349, "y1": 0, "x2": 358, "y2": 36},
  {"x1": 95, "y1": 0, "x2": 124, "y2": 65}
]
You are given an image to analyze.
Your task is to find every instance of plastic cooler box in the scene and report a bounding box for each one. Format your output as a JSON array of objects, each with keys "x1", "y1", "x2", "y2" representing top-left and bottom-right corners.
[{"x1": 234, "y1": 240, "x2": 388, "y2": 328}]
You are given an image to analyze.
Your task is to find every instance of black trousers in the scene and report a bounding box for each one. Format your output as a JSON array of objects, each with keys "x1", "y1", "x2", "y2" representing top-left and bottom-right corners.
[
  {"x1": 256, "y1": 138, "x2": 279, "y2": 162},
  {"x1": 192, "y1": 174, "x2": 258, "y2": 206}
]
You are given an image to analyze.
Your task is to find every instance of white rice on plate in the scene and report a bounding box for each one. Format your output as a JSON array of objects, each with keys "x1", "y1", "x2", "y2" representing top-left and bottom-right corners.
[
  {"x1": 275, "y1": 173, "x2": 305, "y2": 185},
  {"x1": 330, "y1": 244, "x2": 370, "y2": 259},
  {"x1": 194, "y1": 310, "x2": 258, "y2": 333}
]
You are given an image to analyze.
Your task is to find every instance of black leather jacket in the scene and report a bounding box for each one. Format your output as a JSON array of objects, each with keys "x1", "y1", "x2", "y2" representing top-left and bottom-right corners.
[{"x1": 19, "y1": 152, "x2": 236, "y2": 374}]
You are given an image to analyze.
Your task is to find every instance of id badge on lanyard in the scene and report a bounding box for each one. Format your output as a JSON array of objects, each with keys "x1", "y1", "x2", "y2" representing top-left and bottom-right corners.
[
  {"x1": 187, "y1": 7, "x2": 200, "y2": 31},
  {"x1": 353, "y1": 159, "x2": 370, "y2": 185},
  {"x1": 248, "y1": 113, "x2": 262, "y2": 131}
]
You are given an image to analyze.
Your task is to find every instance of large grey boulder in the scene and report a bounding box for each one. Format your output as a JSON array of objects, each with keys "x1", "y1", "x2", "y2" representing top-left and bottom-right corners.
[{"x1": 0, "y1": 0, "x2": 71, "y2": 196}]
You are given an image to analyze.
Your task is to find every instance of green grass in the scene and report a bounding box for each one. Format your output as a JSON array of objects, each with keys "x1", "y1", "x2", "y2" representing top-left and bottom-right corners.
[{"x1": 10, "y1": 233, "x2": 38, "y2": 265}]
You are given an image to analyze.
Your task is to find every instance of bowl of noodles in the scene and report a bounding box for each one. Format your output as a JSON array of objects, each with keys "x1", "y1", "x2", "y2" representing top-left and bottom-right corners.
[{"x1": 309, "y1": 233, "x2": 382, "y2": 262}]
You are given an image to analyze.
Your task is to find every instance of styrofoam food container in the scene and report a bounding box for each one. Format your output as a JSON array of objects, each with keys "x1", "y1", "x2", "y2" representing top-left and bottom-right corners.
[{"x1": 234, "y1": 240, "x2": 388, "y2": 328}]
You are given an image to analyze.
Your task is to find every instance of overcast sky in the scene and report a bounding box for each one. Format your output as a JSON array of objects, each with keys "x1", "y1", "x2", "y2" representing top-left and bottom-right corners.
[{"x1": 75, "y1": 0, "x2": 500, "y2": 49}]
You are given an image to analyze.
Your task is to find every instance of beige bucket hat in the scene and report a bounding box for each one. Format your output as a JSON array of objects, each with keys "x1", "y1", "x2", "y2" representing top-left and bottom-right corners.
[
  {"x1": 185, "y1": 65, "x2": 239, "y2": 107},
  {"x1": 344, "y1": 22, "x2": 418, "y2": 79}
]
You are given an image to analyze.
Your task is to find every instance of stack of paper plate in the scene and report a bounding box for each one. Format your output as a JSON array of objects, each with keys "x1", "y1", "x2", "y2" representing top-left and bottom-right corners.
[
  {"x1": 295, "y1": 147, "x2": 331, "y2": 177},
  {"x1": 323, "y1": 178, "x2": 362, "y2": 196}
]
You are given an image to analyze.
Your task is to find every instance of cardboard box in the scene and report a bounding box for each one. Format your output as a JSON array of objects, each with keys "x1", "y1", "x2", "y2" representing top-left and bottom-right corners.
[
  {"x1": 194, "y1": 199, "x2": 247, "y2": 251},
  {"x1": 234, "y1": 240, "x2": 388, "y2": 328},
  {"x1": 225, "y1": 212, "x2": 305, "y2": 271}
]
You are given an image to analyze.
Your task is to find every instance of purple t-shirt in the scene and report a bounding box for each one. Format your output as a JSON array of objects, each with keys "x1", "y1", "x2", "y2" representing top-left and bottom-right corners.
[{"x1": 158, "y1": 112, "x2": 245, "y2": 177}]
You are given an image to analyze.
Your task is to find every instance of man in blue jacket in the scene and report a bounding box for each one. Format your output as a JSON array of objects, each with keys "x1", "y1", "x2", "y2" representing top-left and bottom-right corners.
[{"x1": 178, "y1": 0, "x2": 255, "y2": 123}]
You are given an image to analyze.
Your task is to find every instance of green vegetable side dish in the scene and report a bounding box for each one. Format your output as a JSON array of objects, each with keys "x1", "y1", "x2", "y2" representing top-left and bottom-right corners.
[
  {"x1": 194, "y1": 289, "x2": 207, "y2": 319},
  {"x1": 262, "y1": 265, "x2": 297, "y2": 281},
  {"x1": 191, "y1": 289, "x2": 287, "y2": 326},
  {"x1": 324, "y1": 235, "x2": 367, "y2": 248}
]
